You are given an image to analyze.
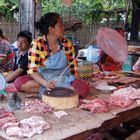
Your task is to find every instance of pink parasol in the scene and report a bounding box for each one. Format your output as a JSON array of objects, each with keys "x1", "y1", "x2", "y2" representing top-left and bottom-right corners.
[{"x1": 96, "y1": 27, "x2": 128, "y2": 62}]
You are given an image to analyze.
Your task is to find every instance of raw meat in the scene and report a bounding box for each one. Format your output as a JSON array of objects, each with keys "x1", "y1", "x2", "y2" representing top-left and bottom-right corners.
[
  {"x1": 23, "y1": 99, "x2": 53, "y2": 113},
  {"x1": 5, "y1": 126, "x2": 20, "y2": 136},
  {"x1": 2, "y1": 122, "x2": 19, "y2": 131},
  {"x1": 0, "y1": 110, "x2": 17, "y2": 128},
  {"x1": 54, "y1": 111, "x2": 68, "y2": 119},
  {"x1": 113, "y1": 86, "x2": 140, "y2": 100},
  {"x1": 80, "y1": 99, "x2": 109, "y2": 113},
  {"x1": 106, "y1": 95, "x2": 134, "y2": 108},
  {"x1": 3, "y1": 116, "x2": 51, "y2": 138}
]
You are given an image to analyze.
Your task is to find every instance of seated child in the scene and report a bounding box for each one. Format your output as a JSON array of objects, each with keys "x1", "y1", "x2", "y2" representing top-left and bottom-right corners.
[{"x1": 6, "y1": 31, "x2": 32, "y2": 82}]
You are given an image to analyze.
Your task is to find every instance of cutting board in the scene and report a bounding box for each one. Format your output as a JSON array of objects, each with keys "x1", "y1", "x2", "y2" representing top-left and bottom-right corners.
[{"x1": 42, "y1": 87, "x2": 79, "y2": 110}]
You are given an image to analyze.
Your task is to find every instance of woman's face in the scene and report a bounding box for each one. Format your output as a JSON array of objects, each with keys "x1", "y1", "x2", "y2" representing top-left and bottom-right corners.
[{"x1": 50, "y1": 18, "x2": 64, "y2": 38}]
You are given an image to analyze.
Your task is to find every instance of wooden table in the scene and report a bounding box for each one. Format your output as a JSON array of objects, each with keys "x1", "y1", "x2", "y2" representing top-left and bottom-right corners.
[{"x1": 0, "y1": 81, "x2": 140, "y2": 140}]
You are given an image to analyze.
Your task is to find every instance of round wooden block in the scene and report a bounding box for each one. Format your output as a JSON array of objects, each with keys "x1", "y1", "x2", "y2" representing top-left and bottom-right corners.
[{"x1": 42, "y1": 87, "x2": 79, "y2": 110}]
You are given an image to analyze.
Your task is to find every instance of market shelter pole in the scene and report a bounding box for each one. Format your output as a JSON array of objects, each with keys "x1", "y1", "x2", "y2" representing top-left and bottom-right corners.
[{"x1": 19, "y1": 0, "x2": 41, "y2": 38}]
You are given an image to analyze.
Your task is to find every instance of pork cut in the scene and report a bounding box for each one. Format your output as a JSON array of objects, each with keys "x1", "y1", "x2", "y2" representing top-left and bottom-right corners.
[
  {"x1": 0, "y1": 109, "x2": 17, "y2": 128},
  {"x1": 3, "y1": 116, "x2": 51, "y2": 138},
  {"x1": 106, "y1": 95, "x2": 134, "y2": 108},
  {"x1": 23, "y1": 99, "x2": 53, "y2": 113},
  {"x1": 113, "y1": 86, "x2": 140, "y2": 100},
  {"x1": 80, "y1": 99, "x2": 109, "y2": 113}
]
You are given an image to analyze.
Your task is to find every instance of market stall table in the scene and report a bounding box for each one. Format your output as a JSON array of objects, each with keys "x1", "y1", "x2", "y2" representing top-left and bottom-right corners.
[{"x1": 0, "y1": 78, "x2": 140, "y2": 140}]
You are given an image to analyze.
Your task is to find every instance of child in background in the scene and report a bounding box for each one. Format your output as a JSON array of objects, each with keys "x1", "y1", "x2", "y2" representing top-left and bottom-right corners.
[{"x1": 6, "y1": 31, "x2": 32, "y2": 82}]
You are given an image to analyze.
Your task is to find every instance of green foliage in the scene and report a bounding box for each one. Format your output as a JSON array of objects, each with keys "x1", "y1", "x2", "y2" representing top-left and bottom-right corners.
[
  {"x1": 42, "y1": 0, "x2": 126, "y2": 25},
  {"x1": 0, "y1": 0, "x2": 19, "y2": 20},
  {"x1": 0, "y1": 0, "x2": 127, "y2": 24}
]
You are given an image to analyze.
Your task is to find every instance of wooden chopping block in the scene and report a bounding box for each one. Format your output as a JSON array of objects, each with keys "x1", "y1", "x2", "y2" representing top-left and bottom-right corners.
[{"x1": 42, "y1": 87, "x2": 79, "y2": 110}]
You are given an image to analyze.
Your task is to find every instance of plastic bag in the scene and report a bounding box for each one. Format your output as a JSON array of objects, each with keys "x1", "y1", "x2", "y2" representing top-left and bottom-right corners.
[
  {"x1": 86, "y1": 45, "x2": 101, "y2": 63},
  {"x1": 96, "y1": 27, "x2": 128, "y2": 62}
]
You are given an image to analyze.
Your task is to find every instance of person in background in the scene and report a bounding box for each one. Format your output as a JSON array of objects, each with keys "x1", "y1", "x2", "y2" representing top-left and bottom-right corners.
[
  {"x1": 0, "y1": 28, "x2": 14, "y2": 72},
  {"x1": 6, "y1": 31, "x2": 32, "y2": 83},
  {"x1": 99, "y1": 27, "x2": 125, "y2": 71},
  {"x1": 13, "y1": 12, "x2": 89, "y2": 97}
]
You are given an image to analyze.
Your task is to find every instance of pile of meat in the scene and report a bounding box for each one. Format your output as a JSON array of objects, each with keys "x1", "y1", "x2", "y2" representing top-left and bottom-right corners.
[
  {"x1": 106, "y1": 87, "x2": 140, "y2": 108},
  {"x1": 79, "y1": 99, "x2": 109, "y2": 113},
  {"x1": 0, "y1": 108, "x2": 51, "y2": 138},
  {"x1": 80, "y1": 87, "x2": 140, "y2": 112},
  {"x1": 0, "y1": 109, "x2": 16, "y2": 128},
  {"x1": 106, "y1": 95, "x2": 134, "y2": 108},
  {"x1": 112, "y1": 86, "x2": 140, "y2": 100},
  {"x1": 2, "y1": 116, "x2": 51, "y2": 138},
  {"x1": 23, "y1": 99, "x2": 53, "y2": 113}
]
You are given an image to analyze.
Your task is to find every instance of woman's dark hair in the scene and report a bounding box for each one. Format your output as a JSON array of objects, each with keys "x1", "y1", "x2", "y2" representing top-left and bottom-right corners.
[
  {"x1": 0, "y1": 28, "x2": 8, "y2": 40},
  {"x1": 35, "y1": 12, "x2": 60, "y2": 35},
  {"x1": 17, "y1": 31, "x2": 32, "y2": 44}
]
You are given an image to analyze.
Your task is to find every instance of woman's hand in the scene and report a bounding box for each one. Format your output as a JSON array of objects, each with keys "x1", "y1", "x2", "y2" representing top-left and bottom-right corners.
[
  {"x1": 45, "y1": 80, "x2": 56, "y2": 90},
  {"x1": 30, "y1": 72, "x2": 56, "y2": 90}
]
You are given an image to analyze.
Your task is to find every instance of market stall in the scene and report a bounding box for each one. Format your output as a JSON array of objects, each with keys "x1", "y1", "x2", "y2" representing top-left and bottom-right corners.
[{"x1": 0, "y1": 72, "x2": 140, "y2": 140}]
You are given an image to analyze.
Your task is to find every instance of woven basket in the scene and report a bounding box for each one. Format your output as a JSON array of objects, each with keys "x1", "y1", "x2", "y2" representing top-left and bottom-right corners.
[{"x1": 77, "y1": 61, "x2": 94, "y2": 80}]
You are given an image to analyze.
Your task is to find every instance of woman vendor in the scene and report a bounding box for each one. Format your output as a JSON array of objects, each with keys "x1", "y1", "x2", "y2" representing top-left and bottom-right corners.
[{"x1": 14, "y1": 12, "x2": 89, "y2": 97}]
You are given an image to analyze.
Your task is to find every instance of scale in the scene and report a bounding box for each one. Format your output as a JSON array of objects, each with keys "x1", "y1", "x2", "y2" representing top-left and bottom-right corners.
[{"x1": 0, "y1": 73, "x2": 7, "y2": 95}]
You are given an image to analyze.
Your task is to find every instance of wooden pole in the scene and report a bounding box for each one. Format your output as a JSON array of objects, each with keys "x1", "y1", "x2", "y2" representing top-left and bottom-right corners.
[
  {"x1": 20, "y1": 0, "x2": 29, "y2": 31},
  {"x1": 130, "y1": 0, "x2": 140, "y2": 41},
  {"x1": 124, "y1": 0, "x2": 131, "y2": 28},
  {"x1": 34, "y1": 0, "x2": 42, "y2": 38},
  {"x1": 19, "y1": 0, "x2": 42, "y2": 38},
  {"x1": 29, "y1": 0, "x2": 35, "y2": 36}
]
